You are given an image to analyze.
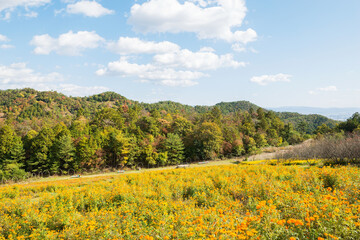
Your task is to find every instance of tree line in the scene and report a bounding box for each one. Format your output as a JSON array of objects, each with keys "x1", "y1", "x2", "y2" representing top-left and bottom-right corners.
[{"x1": 0, "y1": 104, "x2": 306, "y2": 179}]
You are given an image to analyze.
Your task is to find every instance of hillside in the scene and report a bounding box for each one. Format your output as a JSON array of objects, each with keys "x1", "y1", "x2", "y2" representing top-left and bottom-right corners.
[
  {"x1": 0, "y1": 88, "x2": 355, "y2": 181},
  {"x1": 275, "y1": 112, "x2": 338, "y2": 134},
  {"x1": 0, "y1": 88, "x2": 132, "y2": 123},
  {"x1": 0, "y1": 88, "x2": 337, "y2": 134}
]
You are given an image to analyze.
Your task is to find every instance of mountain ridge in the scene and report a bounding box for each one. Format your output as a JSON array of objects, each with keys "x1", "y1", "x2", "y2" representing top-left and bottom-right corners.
[{"x1": 0, "y1": 88, "x2": 338, "y2": 134}]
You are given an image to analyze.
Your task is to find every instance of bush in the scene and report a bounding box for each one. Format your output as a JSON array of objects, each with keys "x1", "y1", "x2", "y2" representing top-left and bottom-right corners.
[
  {"x1": 320, "y1": 173, "x2": 338, "y2": 189},
  {"x1": 2, "y1": 164, "x2": 27, "y2": 181},
  {"x1": 277, "y1": 134, "x2": 360, "y2": 165}
]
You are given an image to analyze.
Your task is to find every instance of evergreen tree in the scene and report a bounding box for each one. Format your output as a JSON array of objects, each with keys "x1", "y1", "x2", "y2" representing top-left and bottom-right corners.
[
  {"x1": 28, "y1": 127, "x2": 55, "y2": 173},
  {"x1": 75, "y1": 136, "x2": 96, "y2": 170},
  {"x1": 51, "y1": 131, "x2": 75, "y2": 173},
  {"x1": 0, "y1": 126, "x2": 26, "y2": 178},
  {"x1": 164, "y1": 133, "x2": 184, "y2": 165}
]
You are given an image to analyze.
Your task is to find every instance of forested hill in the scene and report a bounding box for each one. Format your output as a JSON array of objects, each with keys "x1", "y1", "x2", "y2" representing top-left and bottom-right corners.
[
  {"x1": 0, "y1": 88, "x2": 132, "y2": 123},
  {"x1": 0, "y1": 88, "x2": 336, "y2": 134},
  {"x1": 141, "y1": 100, "x2": 260, "y2": 115},
  {"x1": 0, "y1": 88, "x2": 349, "y2": 179},
  {"x1": 275, "y1": 112, "x2": 338, "y2": 134}
]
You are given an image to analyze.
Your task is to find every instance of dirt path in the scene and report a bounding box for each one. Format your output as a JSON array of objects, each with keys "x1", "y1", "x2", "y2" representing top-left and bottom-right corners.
[{"x1": 1, "y1": 159, "x2": 238, "y2": 187}]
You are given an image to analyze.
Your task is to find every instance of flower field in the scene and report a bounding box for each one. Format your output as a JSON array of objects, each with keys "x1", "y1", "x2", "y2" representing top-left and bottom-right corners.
[{"x1": 0, "y1": 164, "x2": 360, "y2": 239}]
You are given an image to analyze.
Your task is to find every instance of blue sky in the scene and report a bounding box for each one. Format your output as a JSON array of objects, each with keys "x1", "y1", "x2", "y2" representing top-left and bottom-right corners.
[{"x1": 0, "y1": 0, "x2": 359, "y2": 108}]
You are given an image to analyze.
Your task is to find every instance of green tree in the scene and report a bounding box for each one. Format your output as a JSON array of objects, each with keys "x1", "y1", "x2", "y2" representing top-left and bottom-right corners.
[
  {"x1": 209, "y1": 106, "x2": 222, "y2": 124},
  {"x1": 142, "y1": 144, "x2": 157, "y2": 166},
  {"x1": 243, "y1": 136, "x2": 257, "y2": 155},
  {"x1": 267, "y1": 129, "x2": 282, "y2": 146},
  {"x1": 232, "y1": 139, "x2": 245, "y2": 156},
  {"x1": 0, "y1": 125, "x2": 26, "y2": 178},
  {"x1": 164, "y1": 133, "x2": 184, "y2": 165},
  {"x1": 28, "y1": 127, "x2": 55, "y2": 173},
  {"x1": 157, "y1": 152, "x2": 168, "y2": 166},
  {"x1": 254, "y1": 133, "x2": 268, "y2": 148},
  {"x1": 171, "y1": 116, "x2": 193, "y2": 137},
  {"x1": 106, "y1": 130, "x2": 131, "y2": 167},
  {"x1": 92, "y1": 108, "x2": 124, "y2": 130},
  {"x1": 75, "y1": 136, "x2": 97, "y2": 170},
  {"x1": 197, "y1": 122, "x2": 224, "y2": 160},
  {"x1": 51, "y1": 131, "x2": 75, "y2": 173},
  {"x1": 137, "y1": 116, "x2": 160, "y2": 136},
  {"x1": 70, "y1": 119, "x2": 90, "y2": 139},
  {"x1": 315, "y1": 123, "x2": 332, "y2": 135}
]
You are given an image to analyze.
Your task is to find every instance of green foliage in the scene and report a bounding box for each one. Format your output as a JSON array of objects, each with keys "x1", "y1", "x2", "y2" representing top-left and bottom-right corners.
[
  {"x1": 243, "y1": 136, "x2": 257, "y2": 155},
  {"x1": 320, "y1": 173, "x2": 338, "y2": 189},
  {"x1": 0, "y1": 125, "x2": 26, "y2": 178},
  {"x1": 214, "y1": 101, "x2": 260, "y2": 115},
  {"x1": 157, "y1": 152, "x2": 168, "y2": 166},
  {"x1": 92, "y1": 108, "x2": 124, "y2": 129},
  {"x1": 50, "y1": 130, "x2": 75, "y2": 173},
  {"x1": 164, "y1": 133, "x2": 184, "y2": 164},
  {"x1": 28, "y1": 127, "x2": 55, "y2": 173},
  {"x1": 0, "y1": 88, "x2": 331, "y2": 176},
  {"x1": 142, "y1": 144, "x2": 157, "y2": 166},
  {"x1": 276, "y1": 112, "x2": 338, "y2": 134},
  {"x1": 196, "y1": 122, "x2": 224, "y2": 160},
  {"x1": 171, "y1": 116, "x2": 193, "y2": 137},
  {"x1": 254, "y1": 133, "x2": 268, "y2": 148},
  {"x1": 337, "y1": 112, "x2": 360, "y2": 133},
  {"x1": 75, "y1": 136, "x2": 97, "y2": 170},
  {"x1": 106, "y1": 130, "x2": 131, "y2": 167},
  {"x1": 315, "y1": 123, "x2": 333, "y2": 135}
]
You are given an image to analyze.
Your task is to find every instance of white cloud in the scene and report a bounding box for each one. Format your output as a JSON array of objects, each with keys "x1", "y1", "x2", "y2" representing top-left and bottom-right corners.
[
  {"x1": 107, "y1": 37, "x2": 244, "y2": 70},
  {"x1": 97, "y1": 57, "x2": 156, "y2": 76},
  {"x1": 107, "y1": 37, "x2": 180, "y2": 55},
  {"x1": 308, "y1": 90, "x2": 316, "y2": 95},
  {"x1": 0, "y1": 34, "x2": 9, "y2": 42},
  {"x1": 96, "y1": 57, "x2": 205, "y2": 87},
  {"x1": 58, "y1": 84, "x2": 109, "y2": 96},
  {"x1": 319, "y1": 85, "x2": 337, "y2": 92},
  {"x1": 0, "y1": 0, "x2": 49, "y2": 19},
  {"x1": 0, "y1": 34, "x2": 14, "y2": 48},
  {"x1": 66, "y1": 1, "x2": 114, "y2": 17},
  {"x1": 24, "y1": 11, "x2": 38, "y2": 18},
  {"x1": 251, "y1": 73, "x2": 292, "y2": 86},
  {"x1": 231, "y1": 43, "x2": 246, "y2": 53},
  {"x1": 2, "y1": 12, "x2": 10, "y2": 20},
  {"x1": 31, "y1": 30, "x2": 104, "y2": 56},
  {"x1": 128, "y1": 0, "x2": 257, "y2": 44},
  {"x1": 160, "y1": 79, "x2": 198, "y2": 87},
  {"x1": 101, "y1": 35, "x2": 245, "y2": 86},
  {"x1": 0, "y1": 63, "x2": 63, "y2": 84},
  {"x1": 0, "y1": 44, "x2": 14, "y2": 49},
  {"x1": 154, "y1": 48, "x2": 246, "y2": 70},
  {"x1": 308, "y1": 86, "x2": 338, "y2": 95},
  {"x1": 0, "y1": 63, "x2": 109, "y2": 96}
]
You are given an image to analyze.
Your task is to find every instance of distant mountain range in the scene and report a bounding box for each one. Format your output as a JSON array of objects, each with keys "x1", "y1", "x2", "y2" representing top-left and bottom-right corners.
[{"x1": 268, "y1": 107, "x2": 360, "y2": 121}]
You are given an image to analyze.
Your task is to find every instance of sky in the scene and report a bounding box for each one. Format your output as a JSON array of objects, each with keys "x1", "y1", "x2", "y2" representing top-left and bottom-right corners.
[{"x1": 0, "y1": 0, "x2": 359, "y2": 108}]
